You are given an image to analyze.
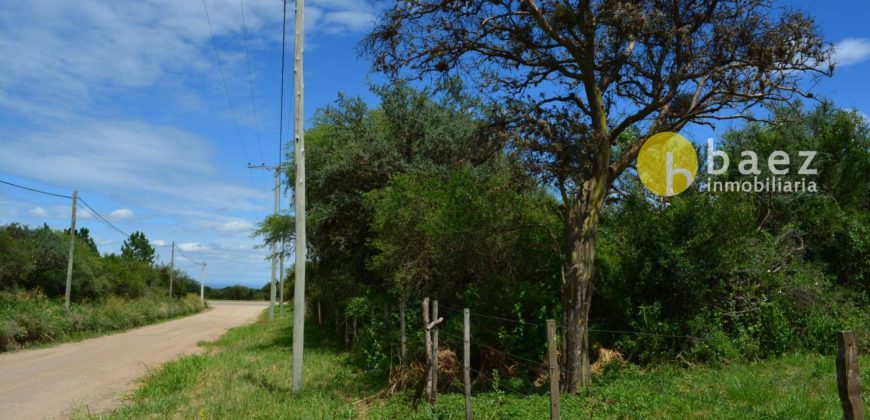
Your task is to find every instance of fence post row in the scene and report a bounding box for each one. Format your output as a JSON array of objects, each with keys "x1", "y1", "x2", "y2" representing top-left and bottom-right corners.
[
  {"x1": 547, "y1": 319, "x2": 560, "y2": 420},
  {"x1": 464, "y1": 308, "x2": 472, "y2": 420},
  {"x1": 837, "y1": 331, "x2": 864, "y2": 420},
  {"x1": 407, "y1": 302, "x2": 556, "y2": 418}
]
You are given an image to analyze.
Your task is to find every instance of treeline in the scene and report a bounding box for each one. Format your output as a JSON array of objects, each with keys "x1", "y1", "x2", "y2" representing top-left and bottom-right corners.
[
  {"x1": 0, "y1": 224, "x2": 202, "y2": 299},
  {"x1": 264, "y1": 85, "x2": 868, "y2": 376},
  {"x1": 0, "y1": 225, "x2": 208, "y2": 350},
  {"x1": 205, "y1": 284, "x2": 268, "y2": 301}
]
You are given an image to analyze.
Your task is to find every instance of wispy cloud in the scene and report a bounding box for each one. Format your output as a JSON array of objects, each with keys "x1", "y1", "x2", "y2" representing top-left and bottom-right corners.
[
  {"x1": 28, "y1": 206, "x2": 49, "y2": 217},
  {"x1": 832, "y1": 38, "x2": 870, "y2": 67},
  {"x1": 178, "y1": 242, "x2": 210, "y2": 252},
  {"x1": 108, "y1": 208, "x2": 134, "y2": 220},
  {"x1": 0, "y1": 119, "x2": 265, "y2": 212},
  {"x1": 218, "y1": 219, "x2": 254, "y2": 233},
  {"x1": 0, "y1": 0, "x2": 381, "y2": 121}
]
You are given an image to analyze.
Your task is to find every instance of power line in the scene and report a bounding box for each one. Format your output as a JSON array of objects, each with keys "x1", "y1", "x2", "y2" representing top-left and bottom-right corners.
[
  {"x1": 279, "y1": 0, "x2": 287, "y2": 166},
  {"x1": 176, "y1": 245, "x2": 205, "y2": 266},
  {"x1": 277, "y1": 0, "x2": 288, "y2": 210},
  {"x1": 201, "y1": 0, "x2": 252, "y2": 163},
  {"x1": 0, "y1": 179, "x2": 72, "y2": 199},
  {"x1": 77, "y1": 197, "x2": 129, "y2": 238},
  {"x1": 239, "y1": 0, "x2": 265, "y2": 163}
]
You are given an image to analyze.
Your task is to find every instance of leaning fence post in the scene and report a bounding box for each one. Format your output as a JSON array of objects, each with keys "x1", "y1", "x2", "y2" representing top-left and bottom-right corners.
[
  {"x1": 432, "y1": 299, "x2": 439, "y2": 404},
  {"x1": 464, "y1": 308, "x2": 473, "y2": 420},
  {"x1": 423, "y1": 298, "x2": 432, "y2": 401},
  {"x1": 547, "y1": 319, "x2": 560, "y2": 420},
  {"x1": 837, "y1": 331, "x2": 864, "y2": 420}
]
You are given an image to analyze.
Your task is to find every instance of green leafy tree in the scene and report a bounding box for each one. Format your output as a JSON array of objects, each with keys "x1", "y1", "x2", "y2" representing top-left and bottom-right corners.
[
  {"x1": 121, "y1": 231, "x2": 155, "y2": 265},
  {"x1": 365, "y1": 0, "x2": 832, "y2": 390}
]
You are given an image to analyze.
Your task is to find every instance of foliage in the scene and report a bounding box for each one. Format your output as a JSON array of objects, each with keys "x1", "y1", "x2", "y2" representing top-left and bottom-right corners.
[
  {"x1": 0, "y1": 224, "x2": 200, "y2": 301},
  {"x1": 204, "y1": 285, "x2": 267, "y2": 301},
  {"x1": 594, "y1": 104, "x2": 870, "y2": 362},
  {"x1": 286, "y1": 83, "x2": 563, "y2": 369},
  {"x1": 121, "y1": 231, "x2": 156, "y2": 264},
  {"x1": 0, "y1": 290, "x2": 205, "y2": 351},
  {"x1": 364, "y1": 0, "x2": 834, "y2": 390},
  {"x1": 260, "y1": 81, "x2": 867, "y2": 386}
]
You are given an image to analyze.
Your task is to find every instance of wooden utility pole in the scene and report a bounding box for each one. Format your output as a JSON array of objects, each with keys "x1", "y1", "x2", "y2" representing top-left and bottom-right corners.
[
  {"x1": 291, "y1": 0, "x2": 307, "y2": 393},
  {"x1": 464, "y1": 308, "x2": 472, "y2": 420},
  {"x1": 64, "y1": 190, "x2": 77, "y2": 310},
  {"x1": 199, "y1": 262, "x2": 207, "y2": 304},
  {"x1": 837, "y1": 331, "x2": 864, "y2": 420},
  {"x1": 547, "y1": 320, "x2": 560, "y2": 420},
  {"x1": 169, "y1": 241, "x2": 175, "y2": 298}
]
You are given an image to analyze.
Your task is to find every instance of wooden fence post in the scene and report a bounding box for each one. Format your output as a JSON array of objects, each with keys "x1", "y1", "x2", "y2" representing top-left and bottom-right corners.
[
  {"x1": 464, "y1": 308, "x2": 473, "y2": 420},
  {"x1": 837, "y1": 331, "x2": 864, "y2": 420},
  {"x1": 400, "y1": 300, "x2": 407, "y2": 369},
  {"x1": 423, "y1": 298, "x2": 432, "y2": 402},
  {"x1": 547, "y1": 319, "x2": 560, "y2": 420},
  {"x1": 432, "y1": 299, "x2": 439, "y2": 404}
]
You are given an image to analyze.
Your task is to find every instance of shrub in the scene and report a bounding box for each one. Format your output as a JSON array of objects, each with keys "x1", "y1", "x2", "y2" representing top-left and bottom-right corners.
[{"x1": 0, "y1": 290, "x2": 206, "y2": 351}]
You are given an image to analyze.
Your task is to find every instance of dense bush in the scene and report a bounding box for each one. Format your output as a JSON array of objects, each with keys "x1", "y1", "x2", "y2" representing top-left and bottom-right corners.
[
  {"x1": 0, "y1": 224, "x2": 201, "y2": 301},
  {"x1": 594, "y1": 104, "x2": 870, "y2": 362},
  {"x1": 261, "y1": 85, "x2": 867, "y2": 378},
  {"x1": 0, "y1": 290, "x2": 205, "y2": 351}
]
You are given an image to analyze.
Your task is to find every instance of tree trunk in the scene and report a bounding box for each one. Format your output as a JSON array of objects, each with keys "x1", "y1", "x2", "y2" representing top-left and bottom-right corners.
[{"x1": 560, "y1": 152, "x2": 609, "y2": 393}]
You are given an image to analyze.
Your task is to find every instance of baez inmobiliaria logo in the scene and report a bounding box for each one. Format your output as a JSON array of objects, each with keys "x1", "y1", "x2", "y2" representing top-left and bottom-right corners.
[{"x1": 636, "y1": 132, "x2": 819, "y2": 197}]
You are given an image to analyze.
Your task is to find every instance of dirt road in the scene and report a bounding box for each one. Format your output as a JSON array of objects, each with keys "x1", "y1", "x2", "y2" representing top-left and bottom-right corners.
[{"x1": 0, "y1": 300, "x2": 268, "y2": 419}]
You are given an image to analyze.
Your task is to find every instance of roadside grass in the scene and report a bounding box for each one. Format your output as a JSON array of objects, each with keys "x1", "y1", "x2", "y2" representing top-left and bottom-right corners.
[
  {"x1": 0, "y1": 290, "x2": 206, "y2": 352},
  {"x1": 95, "y1": 310, "x2": 867, "y2": 419},
  {"x1": 92, "y1": 310, "x2": 381, "y2": 419}
]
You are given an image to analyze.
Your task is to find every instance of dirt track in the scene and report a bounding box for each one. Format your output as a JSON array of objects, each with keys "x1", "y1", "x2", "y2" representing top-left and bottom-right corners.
[{"x1": 0, "y1": 300, "x2": 267, "y2": 419}]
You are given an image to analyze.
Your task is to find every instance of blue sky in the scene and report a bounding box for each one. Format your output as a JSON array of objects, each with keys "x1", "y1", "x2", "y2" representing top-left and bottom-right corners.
[{"x1": 1, "y1": 0, "x2": 868, "y2": 288}]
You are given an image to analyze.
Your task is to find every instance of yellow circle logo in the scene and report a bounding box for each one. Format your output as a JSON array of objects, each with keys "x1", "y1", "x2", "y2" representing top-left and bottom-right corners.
[{"x1": 637, "y1": 132, "x2": 698, "y2": 197}]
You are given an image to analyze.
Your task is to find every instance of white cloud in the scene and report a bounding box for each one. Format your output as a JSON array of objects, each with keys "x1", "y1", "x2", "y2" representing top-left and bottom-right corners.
[
  {"x1": 0, "y1": 119, "x2": 266, "y2": 212},
  {"x1": 28, "y1": 206, "x2": 49, "y2": 217},
  {"x1": 178, "y1": 242, "x2": 209, "y2": 252},
  {"x1": 152, "y1": 239, "x2": 167, "y2": 247},
  {"x1": 108, "y1": 208, "x2": 134, "y2": 220},
  {"x1": 832, "y1": 38, "x2": 870, "y2": 67},
  {"x1": 0, "y1": 0, "x2": 382, "y2": 120},
  {"x1": 218, "y1": 219, "x2": 254, "y2": 232}
]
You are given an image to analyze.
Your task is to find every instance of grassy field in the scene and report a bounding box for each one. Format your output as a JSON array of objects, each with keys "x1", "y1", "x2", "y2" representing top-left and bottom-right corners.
[
  {"x1": 0, "y1": 290, "x2": 206, "y2": 351},
  {"x1": 92, "y1": 310, "x2": 868, "y2": 419}
]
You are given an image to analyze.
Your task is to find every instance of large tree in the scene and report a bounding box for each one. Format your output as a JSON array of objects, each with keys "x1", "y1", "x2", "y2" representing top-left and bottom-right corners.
[{"x1": 365, "y1": 0, "x2": 831, "y2": 391}]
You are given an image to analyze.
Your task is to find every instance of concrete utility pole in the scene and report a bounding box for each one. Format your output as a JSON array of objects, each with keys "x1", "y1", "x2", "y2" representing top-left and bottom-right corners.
[
  {"x1": 169, "y1": 241, "x2": 175, "y2": 298},
  {"x1": 279, "y1": 243, "x2": 285, "y2": 316},
  {"x1": 64, "y1": 190, "x2": 77, "y2": 310},
  {"x1": 291, "y1": 0, "x2": 307, "y2": 392},
  {"x1": 270, "y1": 169, "x2": 279, "y2": 320},
  {"x1": 249, "y1": 164, "x2": 281, "y2": 321},
  {"x1": 199, "y1": 262, "x2": 207, "y2": 304}
]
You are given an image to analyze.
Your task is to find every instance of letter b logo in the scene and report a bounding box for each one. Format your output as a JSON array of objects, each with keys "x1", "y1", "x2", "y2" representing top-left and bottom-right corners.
[{"x1": 637, "y1": 132, "x2": 698, "y2": 197}]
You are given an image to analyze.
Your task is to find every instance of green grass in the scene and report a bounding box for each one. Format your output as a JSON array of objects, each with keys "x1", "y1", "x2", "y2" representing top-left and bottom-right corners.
[
  {"x1": 0, "y1": 290, "x2": 207, "y2": 351},
  {"x1": 93, "y1": 311, "x2": 868, "y2": 419}
]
